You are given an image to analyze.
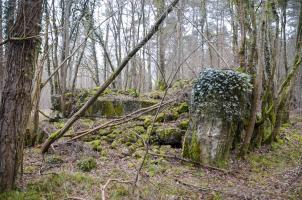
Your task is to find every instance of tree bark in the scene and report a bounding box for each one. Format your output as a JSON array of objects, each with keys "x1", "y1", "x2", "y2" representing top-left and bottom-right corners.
[
  {"x1": 0, "y1": 0, "x2": 43, "y2": 191},
  {"x1": 0, "y1": 0, "x2": 3, "y2": 101}
]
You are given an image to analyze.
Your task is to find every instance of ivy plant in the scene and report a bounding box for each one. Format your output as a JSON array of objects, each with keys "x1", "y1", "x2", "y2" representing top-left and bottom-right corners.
[{"x1": 191, "y1": 68, "x2": 252, "y2": 121}]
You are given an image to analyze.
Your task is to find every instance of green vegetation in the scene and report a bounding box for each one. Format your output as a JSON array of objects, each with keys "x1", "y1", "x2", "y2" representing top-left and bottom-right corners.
[
  {"x1": 46, "y1": 155, "x2": 63, "y2": 165},
  {"x1": 248, "y1": 129, "x2": 302, "y2": 175},
  {"x1": 178, "y1": 119, "x2": 189, "y2": 130},
  {"x1": 88, "y1": 139, "x2": 102, "y2": 152},
  {"x1": 175, "y1": 102, "x2": 189, "y2": 114},
  {"x1": 77, "y1": 157, "x2": 97, "y2": 172},
  {"x1": 0, "y1": 173, "x2": 96, "y2": 200}
]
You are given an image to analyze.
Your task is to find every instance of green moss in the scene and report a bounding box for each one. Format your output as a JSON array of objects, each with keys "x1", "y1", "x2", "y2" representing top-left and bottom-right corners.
[
  {"x1": 104, "y1": 129, "x2": 122, "y2": 143},
  {"x1": 189, "y1": 132, "x2": 202, "y2": 162},
  {"x1": 178, "y1": 119, "x2": 190, "y2": 130},
  {"x1": 102, "y1": 101, "x2": 122, "y2": 117},
  {"x1": 176, "y1": 102, "x2": 189, "y2": 114},
  {"x1": 156, "y1": 127, "x2": 182, "y2": 144},
  {"x1": 49, "y1": 130, "x2": 60, "y2": 140},
  {"x1": 111, "y1": 140, "x2": 119, "y2": 149},
  {"x1": 156, "y1": 113, "x2": 165, "y2": 122},
  {"x1": 77, "y1": 157, "x2": 97, "y2": 172},
  {"x1": 143, "y1": 116, "x2": 152, "y2": 128},
  {"x1": 165, "y1": 110, "x2": 180, "y2": 121},
  {"x1": 46, "y1": 155, "x2": 63, "y2": 164},
  {"x1": 182, "y1": 131, "x2": 201, "y2": 162},
  {"x1": 88, "y1": 139, "x2": 102, "y2": 151},
  {"x1": 98, "y1": 128, "x2": 112, "y2": 136},
  {"x1": 126, "y1": 131, "x2": 138, "y2": 143},
  {"x1": 133, "y1": 126, "x2": 145, "y2": 134}
]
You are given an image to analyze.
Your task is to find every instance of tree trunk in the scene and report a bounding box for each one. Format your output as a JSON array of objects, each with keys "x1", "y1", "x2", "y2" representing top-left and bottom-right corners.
[
  {"x1": 0, "y1": 0, "x2": 42, "y2": 191},
  {"x1": 156, "y1": 0, "x2": 167, "y2": 90},
  {"x1": 60, "y1": 0, "x2": 71, "y2": 116}
]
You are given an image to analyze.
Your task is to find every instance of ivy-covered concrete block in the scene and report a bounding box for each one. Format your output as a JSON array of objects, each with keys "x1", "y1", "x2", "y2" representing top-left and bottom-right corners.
[{"x1": 182, "y1": 68, "x2": 252, "y2": 167}]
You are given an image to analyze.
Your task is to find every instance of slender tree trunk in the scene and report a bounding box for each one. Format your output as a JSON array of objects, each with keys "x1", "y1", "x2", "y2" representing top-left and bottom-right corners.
[
  {"x1": 229, "y1": 1, "x2": 238, "y2": 65},
  {"x1": 0, "y1": 0, "x2": 43, "y2": 191},
  {"x1": 240, "y1": 0, "x2": 261, "y2": 156},
  {"x1": 175, "y1": 0, "x2": 183, "y2": 80},
  {"x1": 156, "y1": 0, "x2": 166, "y2": 89},
  {"x1": 51, "y1": 0, "x2": 60, "y2": 97},
  {"x1": 60, "y1": 0, "x2": 71, "y2": 116},
  {"x1": 237, "y1": 0, "x2": 247, "y2": 69}
]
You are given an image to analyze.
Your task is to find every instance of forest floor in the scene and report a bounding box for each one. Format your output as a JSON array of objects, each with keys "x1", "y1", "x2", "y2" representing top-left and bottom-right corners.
[{"x1": 1, "y1": 115, "x2": 302, "y2": 200}]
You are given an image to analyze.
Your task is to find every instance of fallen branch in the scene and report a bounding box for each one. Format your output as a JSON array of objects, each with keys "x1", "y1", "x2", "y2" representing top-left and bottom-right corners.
[
  {"x1": 149, "y1": 152, "x2": 228, "y2": 173},
  {"x1": 64, "y1": 197, "x2": 86, "y2": 200},
  {"x1": 41, "y1": 0, "x2": 180, "y2": 153}
]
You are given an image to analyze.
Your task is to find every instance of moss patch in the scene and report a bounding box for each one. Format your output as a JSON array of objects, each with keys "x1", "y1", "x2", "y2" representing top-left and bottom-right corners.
[
  {"x1": 77, "y1": 157, "x2": 97, "y2": 172},
  {"x1": 176, "y1": 102, "x2": 189, "y2": 114},
  {"x1": 88, "y1": 139, "x2": 102, "y2": 152},
  {"x1": 178, "y1": 119, "x2": 189, "y2": 130}
]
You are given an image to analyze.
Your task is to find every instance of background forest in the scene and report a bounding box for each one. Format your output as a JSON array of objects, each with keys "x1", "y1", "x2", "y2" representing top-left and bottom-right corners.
[{"x1": 0, "y1": 0, "x2": 301, "y2": 199}]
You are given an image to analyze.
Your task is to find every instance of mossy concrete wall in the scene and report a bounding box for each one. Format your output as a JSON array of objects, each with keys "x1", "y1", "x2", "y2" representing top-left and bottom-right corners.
[
  {"x1": 51, "y1": 93, "x2": 157, "y2": 118},
  {"x1": 84, "y1": 98, "x2": 156, "y2": 118}
]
